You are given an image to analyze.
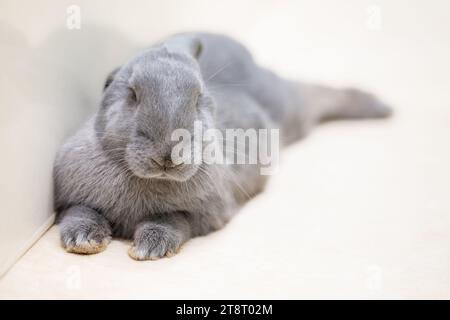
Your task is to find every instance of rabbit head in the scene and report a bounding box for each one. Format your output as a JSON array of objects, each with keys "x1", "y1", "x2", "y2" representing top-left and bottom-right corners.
[{"x1": 95, "y1": 36, "x2": 215, "y2": 181}]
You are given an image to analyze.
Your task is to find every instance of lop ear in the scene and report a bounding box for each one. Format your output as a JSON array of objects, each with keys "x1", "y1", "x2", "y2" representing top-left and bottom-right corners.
[
  {"x1": 165, "y1": 35, "x2": 202, "y2": 59},
  {"x1": 103, "y1": 67, "x2": 120, "y2": 91}
]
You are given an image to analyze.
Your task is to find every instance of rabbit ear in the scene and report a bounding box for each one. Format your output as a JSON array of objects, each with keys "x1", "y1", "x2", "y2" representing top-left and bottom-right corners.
[
  {"x1": 165, "y1": 35, "x2": 202, "y2": 59},
  {"x1": 103, "y1": 67, "x2": 120, "y2": 91}
]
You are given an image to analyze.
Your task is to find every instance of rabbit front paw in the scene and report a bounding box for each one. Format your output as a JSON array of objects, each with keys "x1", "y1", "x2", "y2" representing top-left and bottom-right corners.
[
  {"x1": 58, "y1": 206, "x2": 112, "y2": 255},
  {"x1": 128, "y1": 222, "x2": 183, "y2": 261},
  {"x1": 61, "y1": 225, "x2": 112, "y2": 255}
]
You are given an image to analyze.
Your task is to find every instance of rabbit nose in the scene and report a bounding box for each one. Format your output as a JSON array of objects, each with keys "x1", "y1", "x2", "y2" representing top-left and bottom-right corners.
[
  {"x1": 149, "y1": 158, "x2": 164, "y2": 169},
  {"x1": 150, "y1": 155, "x2": 180, "y2": 170},
  {"x1": 163, "y1": 156, "x2": 174, "y2": 168},
  {"x1": 163, "y1": 155, "x2": 183, "y2": 169}
]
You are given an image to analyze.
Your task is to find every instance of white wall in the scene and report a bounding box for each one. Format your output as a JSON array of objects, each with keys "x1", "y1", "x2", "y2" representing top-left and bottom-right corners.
[{"x1": 1, "y1": 0, "x2": 449, "y2": 277}]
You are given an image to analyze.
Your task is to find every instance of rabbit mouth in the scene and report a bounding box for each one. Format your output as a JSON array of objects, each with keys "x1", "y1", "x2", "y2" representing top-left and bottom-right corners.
[
  {"x1": 124, "y1": 145, "x2": 199, "y2": 181},
  {"x1": 128, "y1": 163, "x2": 198, "y2": 182},
  {"x1": 153, "y1": 171, "x2": 188, "y2": 181}
]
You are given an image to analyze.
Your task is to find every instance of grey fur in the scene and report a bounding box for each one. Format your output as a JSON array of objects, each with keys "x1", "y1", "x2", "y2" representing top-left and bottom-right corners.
[{"x1": 54, "y1": 32, "x2": 391, "y2": 260}]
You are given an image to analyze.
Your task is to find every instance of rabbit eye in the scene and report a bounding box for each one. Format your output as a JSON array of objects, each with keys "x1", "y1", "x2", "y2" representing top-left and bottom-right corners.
[
  {"x1": 128, "y1": 87, "x2": 138, "y2": 103},
  {"x1": 194, "y1": 92, "x2": 202, "y2": 109}
]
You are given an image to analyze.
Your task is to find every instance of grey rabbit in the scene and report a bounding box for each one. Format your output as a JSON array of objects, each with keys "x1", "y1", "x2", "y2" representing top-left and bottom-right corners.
[{"x1": 54, "y1": 32, "x2": 391, "y2": 260}]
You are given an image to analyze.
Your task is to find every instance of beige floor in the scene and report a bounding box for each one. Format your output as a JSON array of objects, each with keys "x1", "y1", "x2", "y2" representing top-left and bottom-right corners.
[{"x1": 0, "y1": 104, "x2": 449, "y2": 299}]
